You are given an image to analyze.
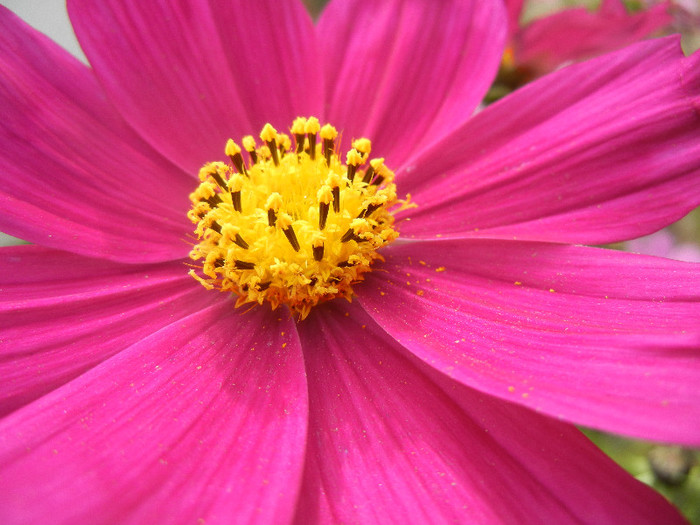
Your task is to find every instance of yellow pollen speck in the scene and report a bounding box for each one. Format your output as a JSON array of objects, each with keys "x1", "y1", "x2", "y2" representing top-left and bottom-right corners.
[
  {"x1": 549, "y1": 288, "x2": 555, "y2": 293},
  {"x1": 187, "y1": 117, "x2": 409, "y2": 319},
  {"x1": 320, "y1": 123, "x2": 338, "y2": 141},
  {"x1": 502, "y1": 46, "x2": 516, "y2": 70},
  {"x1": 508, "y1": 386, "x2": 515, "y2": 393},
  {"x1": 305, "y1": 117, "x2": 320, "y2": 134},
  {"x1": 242, "y1": 135, "x2": 256, "y2": 152},
  {"x1": 346, "y1": 149, "x2": 363, "y2": 166},
  {"x1": 435, "y1": 267, "x2": 446, "y2": 272},
  {"x1": 291, "y1": 117, "x2": 307, "y2": 134},
  {"x1": 225, "y1": 139, "x2": 241, "y2": 156},
  {"x1": 260, "y1": 123, "x2": 278, "y2": 142},
  {"x1": 277, "y1": 133, "x2": 291, "y2": 152},
  {"x1": 416, "y1": 290, "x2": 424, "y2": 296},
  {"x1": 352, "y1": 138, "x2": 371, "y2": 156},
  {"x1": 514, "y1": 281, "x2": 522, "y2": 286}
]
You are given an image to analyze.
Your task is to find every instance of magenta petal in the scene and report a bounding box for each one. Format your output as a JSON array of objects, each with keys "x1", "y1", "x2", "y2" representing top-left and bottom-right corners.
[
  {"x1": 0, "y1": 301, "x2": 307, "y2": 524},
  {"x1": 359, "y1": 239, "x2": 700, "y2": 445},
  {"x1": 516, "y1": 1, "x2": 672, "y2": 74},
  {"x1": 0, "y1": 245, "x2": 215, "y2": 417},
  {"x1": 68, "y1": 0, "x2": 322, "y2": 174},
  {"x1": 294, "y1": 302, "x2": 684, "y2": 524},
  {"x1": 318, "y1": 0, "x2": 506, "y2": 167},
  {"x1": 399, "y1": 37, "x2": 700, "y2": 244},
  {"x1": 504, "y1": 0, "x2": 525, "y2": 39},
  {"x1": 0, "y1": 8, "x2": 192, "y2": 262}
]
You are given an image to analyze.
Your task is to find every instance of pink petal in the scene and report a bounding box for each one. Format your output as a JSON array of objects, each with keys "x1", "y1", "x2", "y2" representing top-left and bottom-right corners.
[
  {"x1": 294, "y1": 301, "x2": 684, "y2": 524},
  {"x1": 516, "y1": 1, "x2": 672, "y2": 74},
  {"x1": 503, "y1": 0, "x2": 525, "y2": 38},
  {"x1": 0, "y1": 245, "x2": 215, "y2": 417},
  {"x1": 67, "y1": 0, "x2": 322, "y2": 174},
  {"x1": 318, "y1": 0, "x2": 506, "y2": 167},
  {"x1": 358, "y1": 239, "x2": 700, "y2": 445},
  {"x1": 0, "y1": 301, "x2": 307, "y2": 525},
  {"x1": 0, "y1": 8, "x2": 192, "y2": 262},
  {"x1": 398, "y1": 37, "x2": 700, "y2": 245}
]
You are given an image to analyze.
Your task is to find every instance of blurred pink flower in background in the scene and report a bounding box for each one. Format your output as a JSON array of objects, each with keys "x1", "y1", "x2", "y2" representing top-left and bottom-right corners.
[
  {"x1": 503, "y1": 0, "x2": 672, "y2": 80},
  {"x1": 627, "y1": 230, "x2": 700, "y2": 262},
  {"x1": 1, "y1": 0, "x2": 699, "y2": 523}
]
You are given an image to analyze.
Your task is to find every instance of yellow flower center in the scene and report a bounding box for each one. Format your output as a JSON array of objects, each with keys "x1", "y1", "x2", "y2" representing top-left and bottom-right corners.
[{"x1": 187, "y1": 117, "x2": 409, "y2": 319}]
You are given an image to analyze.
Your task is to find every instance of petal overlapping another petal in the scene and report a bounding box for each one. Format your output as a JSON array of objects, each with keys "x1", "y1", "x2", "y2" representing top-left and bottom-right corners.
[
  {"x1": 399, "y1": 37, "x2": 700, "y2": 245},
  {"x1": 0, "y1": 301, "x2": 307, "y2": 525},
  {"x1": 318, "y1": 0, "x2": 506, "y2": 167},
  {"x1": 67, "y1": 0, "x2": 322, "y2": 174},
  {"x1": 0, "y1": 8, "x2": 193, "y2": 262},
  {"x1": 0, "y1": 245, "x2": 216, "y2": 417},
  {"x1": 295, "y1": 301, "x2": 685, "y2": 524},
  {"x1": 359, "y1": 239, "x2": 700, "y2": 445}
]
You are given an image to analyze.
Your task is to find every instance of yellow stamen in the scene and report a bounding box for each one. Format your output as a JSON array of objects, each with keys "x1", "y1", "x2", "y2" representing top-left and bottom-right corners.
[{"x1": 187, "y1": 117, "x2": 408, "y2": 319}]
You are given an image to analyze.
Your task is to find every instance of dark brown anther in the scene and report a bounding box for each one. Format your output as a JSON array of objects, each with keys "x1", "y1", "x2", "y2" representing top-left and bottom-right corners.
[
  {"x1": 362, "y1": 165, "x2": 375, "y2": 184},
  {"x1": 294, "y1": 134, "x2": 306, "y2": 154},
  {"x1": 268, "y1": 209, "x2": 277, "y2": 227},
  {"x1": 229, "y1": 152, "x2": 247, "y2": 176},
  {"x1": 234, "y1": 234, "x2": 249, "y2": 250},
  {"x1": 358, "y1": 203, "x2": 381, "y2": 219},
  {"x1": 346, "y1": 164, "x2": 357, "y2": 180},
  {"x1": 308, "y1": 133, "x2": 317, "y2": 160},
  {"x1": 337, "y1": 260, "x2": 353, "y2": 268},
  {"x1": 205, "y1": 194, "x2": 223, "y2": 207},
  {"x1": 234, "y1": 260, "x2": 256, "y2": 270},
  {"x1": 332, "y1": 187, "x2": 340, "y2": 213},
  {"x1": 266, "y1": 140, "x2": 280, "y2": 167},
  {"x1": 313, "y1": 243, "x2": 324, "y2": 261},
  {"x1": 214, "y1": 258, "x2": 226, "y2": 268},
  {"x1": 283, "y1": 226, "x2": 301, "y2": 252},
  {"x1": 232, "y1": 191, "x2": 242, "y2": 213},
  {"x1": 257, "y1": 281, "x2": 271, "y2": 291},
  {"x1": 370, "y1": 175, "x2": 384, "y2": 186},
  {"x1": 209, "y1": 221, "x2": 222, "y2": 234},
  {"x1": 319, "y1": 202, "x2": 330, "y2": 230},
  {"x1": 323, "y1": 138, "x2": 334, "y2": 165},
  {"x1": 278, "y1": 140, "x2": 289, "y2": 159},
  {"x1": 211, "y1": 170, "x2": 227, "y2": 189},
  {"x1": 248, "y1": 149, "x2": 258, "y2": 165},
  {"x1": 340, "y1": 228, "x2": 355, "y2": 243}
]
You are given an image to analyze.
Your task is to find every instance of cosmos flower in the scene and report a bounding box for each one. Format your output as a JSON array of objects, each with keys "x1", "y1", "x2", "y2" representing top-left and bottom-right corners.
[
  {"x1": 1, "y1": 1, "x2": 699, "y2": 523},
  {"x1": 501, "y1": 0, "x2": 672, "y2": 82}
]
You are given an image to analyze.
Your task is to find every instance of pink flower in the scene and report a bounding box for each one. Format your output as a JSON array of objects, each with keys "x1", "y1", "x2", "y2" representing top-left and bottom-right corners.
[
  {"x1": 627, "y1": 230, "x2": 700, "y2": 262},
  {"x1": 1, "y1": 1, "x2": 699, "y2": 523},
  {"x1": 503, "y1": 0, "x2": 673, "y2": 80}
]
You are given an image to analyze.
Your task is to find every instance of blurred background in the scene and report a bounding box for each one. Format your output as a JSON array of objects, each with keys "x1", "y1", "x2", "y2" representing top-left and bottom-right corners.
[{"x1": 1, "y1": 0, "x2": 699, "y2": 521}]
